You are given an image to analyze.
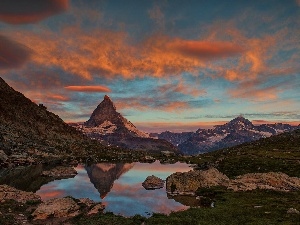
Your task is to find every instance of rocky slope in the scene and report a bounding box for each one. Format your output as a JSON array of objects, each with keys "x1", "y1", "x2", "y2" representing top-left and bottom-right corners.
[
  {"x1": 156, "y1": 116, "x2": 299, "y2": 155},
  {"x1": 72, "y1": 95, "x2": 179, "y2": 153},
  {"x1": 0, "y1": 77, "x2": 111, "y2": 168}
]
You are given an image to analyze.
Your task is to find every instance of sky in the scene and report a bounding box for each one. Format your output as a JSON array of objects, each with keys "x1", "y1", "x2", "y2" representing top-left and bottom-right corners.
[{"x1": 0, "y1": 0, "x2": 299, "y2": 132}]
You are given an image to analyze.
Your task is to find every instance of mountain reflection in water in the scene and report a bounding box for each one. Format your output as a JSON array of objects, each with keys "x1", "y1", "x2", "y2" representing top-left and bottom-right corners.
[{"x1": 37, "y1": 161, "x2": 191, "y2": 217}]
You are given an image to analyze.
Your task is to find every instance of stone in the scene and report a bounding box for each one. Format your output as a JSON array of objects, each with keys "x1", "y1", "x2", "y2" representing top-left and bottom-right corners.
[
  {"x1": 32, "y1": 197, "x2": 80, "y2": 220},
  {"x1": 0, "y1": 150, "x2": 8, "y2": 162},
  {"x1": 88, "y1": 203, "x2": 105, "y2": 215},
  {"x1": 142, "y1": 175, "x2": 165, "y2": 190},
  {"x1": 79, "y1": 198, "x2": 96, "y2": 207},
  {"x1": 166, "y1": 168, "x2": 230, "y2": 194},
  {"x1": 228, "y1": 172, "x2": 300, "y2": 192},
  {"x1": 287, "y1": 208, "x2": 300, "y2": 214},
  {"x1": 0, "y1": 185, "x2": 41, "y2": 203},
  {"x1": 41, "y1": 166, "x2": 77, "y2": 179}
]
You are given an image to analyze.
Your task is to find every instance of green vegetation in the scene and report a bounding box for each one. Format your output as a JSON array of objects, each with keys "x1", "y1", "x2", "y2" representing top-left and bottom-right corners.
[
  {"x1": 69, "y1": 189, "x2": 299, "y2": 225},
  {"x1": 187, "y1": 130, "x2": 300, "y2": 178}
]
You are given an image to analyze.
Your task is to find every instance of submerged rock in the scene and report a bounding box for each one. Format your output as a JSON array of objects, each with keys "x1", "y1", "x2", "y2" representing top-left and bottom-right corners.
[
  {"x1": 166, "y1": 168, "x2": 229, "y2": 194},
  {"x1": 142, "y1": 175, "x2": 165, "y2": 190},
  {"x1": 0, "y1": 184, "x2": 41, "y2": 203},
  {"x1": 32, "y1": 197, "x2": 80, "y2": 220},
  {"x1": 228, "y1": 172, "x2": 300, "y2": 192}
]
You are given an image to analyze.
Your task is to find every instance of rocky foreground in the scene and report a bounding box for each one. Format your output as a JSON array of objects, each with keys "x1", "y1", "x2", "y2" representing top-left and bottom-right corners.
[
  {"x1": 0, "y1": 184, "x2": 105, "y2": 224},
  {"x1": 166, "y1": 167, "x2": 300, "y2": 195}
]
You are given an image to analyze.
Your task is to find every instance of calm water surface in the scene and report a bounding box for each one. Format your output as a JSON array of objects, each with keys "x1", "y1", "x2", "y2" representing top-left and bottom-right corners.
[{"x1": 36, "y1": 161, "x2": 192, "y2": 217}]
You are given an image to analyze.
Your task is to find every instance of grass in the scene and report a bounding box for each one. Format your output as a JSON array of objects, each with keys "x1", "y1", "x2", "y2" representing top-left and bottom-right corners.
[
  {"x1": 68, "y1": 189, "x2": 299, "y2": 225},
  {"x1": 187, "y1": 130, "x2": 300, "y2": 178}
]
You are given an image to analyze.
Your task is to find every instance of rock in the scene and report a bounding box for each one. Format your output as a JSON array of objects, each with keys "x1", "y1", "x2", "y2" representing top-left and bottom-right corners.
[
  {"x1": 166, "y1": 168, "x2": 230, "y2": 194},
  {"x1": 0, "y1": 150, "x2": 8, "y2": 162},
  {"x1": 228, "y1": 172, "x2": 300, "y2": 192},
  {"x1": 287, "y1": 208, "x2": 300, "y2": 214},
  {"x1": 0, "y1": 185, "x2": 41, "y2": 203},
  {"x1": 32, "y1": 197, "x2": 80, "y2": 220},
  {"x1": 142, "y1": 175, "x2": 165, "y2": 190},
  {"x1": 79, "y1": 198, "x2": 96, "y2": 207},
  {"x1": 88, "y1": 203, "x2": 105, "y2": 215},
  {"x1": 42, "y1": 166, "x2": 77, "y2": 179}
]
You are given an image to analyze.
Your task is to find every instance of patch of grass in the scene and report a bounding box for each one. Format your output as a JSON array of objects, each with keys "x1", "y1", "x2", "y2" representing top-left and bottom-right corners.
[
  {"x1": 146, "y1": 189, "x2": 300, "y2": 225},
  {"x1": 71, "y1": 212, "x2": 146, "y2": 225}
]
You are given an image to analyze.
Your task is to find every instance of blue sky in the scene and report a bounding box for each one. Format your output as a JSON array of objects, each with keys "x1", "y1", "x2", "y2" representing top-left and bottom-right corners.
[{"x1": 0, "y1": 0, "x2": 299, "y2": 132}]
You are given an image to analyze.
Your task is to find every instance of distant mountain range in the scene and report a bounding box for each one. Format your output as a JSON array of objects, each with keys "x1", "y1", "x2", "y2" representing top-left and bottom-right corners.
[
  {"x1": 152, "y1": 116, "x2": 299, "y2": 155},
  {"x1": 71, "y1": 95, "x2": 178, "y2": 154}
]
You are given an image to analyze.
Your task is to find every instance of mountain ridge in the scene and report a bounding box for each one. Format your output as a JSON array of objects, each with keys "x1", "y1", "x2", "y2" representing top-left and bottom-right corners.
[{"x1": 154, "y1": 116, "x2": 299, "y2": 155}]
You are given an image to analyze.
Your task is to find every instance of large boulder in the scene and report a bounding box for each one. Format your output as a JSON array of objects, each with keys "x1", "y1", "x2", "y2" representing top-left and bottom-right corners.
[
  {"x1": 142, "y1": 175, "x2": 164, "y2": 190},
  {"x1": 228, "y1": 172, "x2": 300, "y2": 192},
  {"x1": 166, "y1": 168, "x2": 230, "y2": 194},
  {"x1": 0, "y1": 184, "x2": 41, "y2": 203},
  {"x1": 32, "y1": 197, "x2": 80, "y2": 220}
]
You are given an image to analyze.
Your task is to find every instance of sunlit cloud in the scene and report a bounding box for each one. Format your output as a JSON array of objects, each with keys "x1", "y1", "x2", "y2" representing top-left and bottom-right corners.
[
  {"x1": 0, "y1": 0, "x2": 69, "y2": 24},
  {"x1": 65, "y1": 85, "x2": 111, "y2": 93}
]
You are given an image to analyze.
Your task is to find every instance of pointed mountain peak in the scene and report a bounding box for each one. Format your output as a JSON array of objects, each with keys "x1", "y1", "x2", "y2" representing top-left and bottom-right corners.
[
  {"x1": 99, "y1": 95, "x2": 116, "y2": 110},
  {"x1": 227, "y1": 116, "x2": 253, "y2": 128},
  {"x1": 104, "y1": 95, "x2": 111, "y2": 101}
]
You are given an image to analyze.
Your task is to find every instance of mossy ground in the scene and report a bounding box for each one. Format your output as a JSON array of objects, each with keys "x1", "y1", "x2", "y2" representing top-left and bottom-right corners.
[{"x1": 71, "y1": 189, "x2": 299, "y2": 225}]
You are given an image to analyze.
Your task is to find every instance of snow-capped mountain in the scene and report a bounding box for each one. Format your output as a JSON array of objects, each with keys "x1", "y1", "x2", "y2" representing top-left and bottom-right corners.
[
  {"x1": 155, "y1": 116, "x2": 299, "y2": 155},
  {"x1": 84, "y1": 95, "x2": 149, "y2": 138},
  {"x1": 72, "y1": 95, "x2": 178, "y2": 153}
]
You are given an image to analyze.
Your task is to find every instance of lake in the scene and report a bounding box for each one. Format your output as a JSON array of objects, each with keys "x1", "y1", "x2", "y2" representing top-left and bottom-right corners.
[{"x1": 36, "y1": 161, "x2": 192, "y2": 217}]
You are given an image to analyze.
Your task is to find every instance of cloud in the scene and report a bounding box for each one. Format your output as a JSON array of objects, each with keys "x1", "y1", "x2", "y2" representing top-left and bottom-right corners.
[
  {"x1": 0, "y1": 0, "x2": 69, "y2": 24},
  {"x1": 135, "y1": 121, "x2": 225, "y2": 133},
  {"x1": 65, "y1": 85, "x2": 111, "y2": 93},
  {"x1": 158, "y1": 80, "x2": 206, "y2": 97},
  {"x1": 5, "y1": 28, "x2": 246, "y2": 80},
  {"x1": 171, "y1": 39, "x2": 245, "y2": 59},
  {"x1": 148, "y1": 4, "x2": 165, "y2": 29},
  {"x1": 0, "y1": 35, "x2": 31, "y2": 70},
  {"x1": 115, "y1": 97, "x2": 189, "y2": 112}
]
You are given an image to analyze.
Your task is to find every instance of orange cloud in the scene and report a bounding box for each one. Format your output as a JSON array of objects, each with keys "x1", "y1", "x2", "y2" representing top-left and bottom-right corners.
[
  {"x1": 115, "y1": 98, "x2": 189, "y2": 112},
  {"x1": 252, "y1": 120, "x2": 299, "y2": 126},
  {"x1": 172, "y1": 39, "x2": 244, "y2": 59},
  {"x1": 0, "y1": 0, "x2": 69, "y2": 24},
  {"x1": 0, "y1": 35, "x2": 31, "y2": 70},
  {"x1": 6, "y1": 27, "x2": 246, "y2": 80},
  {"x1": 135, "y1": 121, "x2": 226, "y2": 133},
  {"x1": 228, "y1": 85, "x2": 279, "y2": 101},
  {"x1": 65, "y1": 85, "x2": 111, "y2": 93}
]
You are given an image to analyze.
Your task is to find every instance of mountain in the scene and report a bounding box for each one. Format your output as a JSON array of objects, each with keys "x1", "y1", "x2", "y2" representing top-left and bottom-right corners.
[
  {"x1": 72, "y1": 95, "x2": 178, "y2": 153},
  {"x1": 0, "y1": 77, "x2": 109, "y2": 167},
  {"x1": 84, "y1": 95, "x2": 148, "y2": 138},
  {"x1": 155, "y1": 116, "x2": 299, "y2": 155},
  {"x1": 86, "y1": 162, "x2": 134, "y2": 199}
]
